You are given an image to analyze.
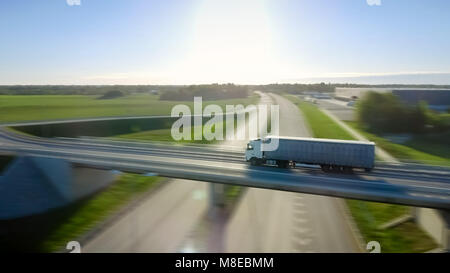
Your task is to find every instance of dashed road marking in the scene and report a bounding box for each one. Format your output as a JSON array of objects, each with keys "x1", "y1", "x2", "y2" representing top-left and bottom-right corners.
[
  {"x1": 294, "y1": 217, "x2": 308, "y2": 224},
  {"x1": 294, "y1": 227, "x2": 310, "y2": 234}
]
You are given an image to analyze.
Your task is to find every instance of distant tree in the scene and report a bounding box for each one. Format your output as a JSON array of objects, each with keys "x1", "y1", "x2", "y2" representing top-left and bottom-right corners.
[
  {"x1": 159, "y1": 84, "x2": 249, "y2": 101},
  {"x1": 98, "y1": 90, "x2": 124, "y2": 99},
  {"x1": 428, "y1": 112, "x2": 450, "y2": 133},
  {"x1": 355, "y1": 92, "x2": 450, "y2": 134},
  {"x1": 406, "y1": 101, "x2": 430, "y2": 133},
  {"x1": 357, "y1": 92, "x2": 406, "y2": 132}
]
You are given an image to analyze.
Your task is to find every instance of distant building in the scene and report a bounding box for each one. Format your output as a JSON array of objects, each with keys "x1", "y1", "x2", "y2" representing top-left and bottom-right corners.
[
  {"x1": 335, "y1": 87, "x2": 450, "y2": 112},
  {"x1": 392, "y1": 89, "x2": 450, "y2": 112},
  {"x1": 302, "y1": 91, "x2": 332, "y2": 99},
  {"x1": 335, "y1": 87, "x2": 391, "y2": 100}
]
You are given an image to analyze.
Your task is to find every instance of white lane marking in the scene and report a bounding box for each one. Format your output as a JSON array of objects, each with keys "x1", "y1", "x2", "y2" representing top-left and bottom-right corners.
[
  {"x1": 294, "y1": 227, "x2": 310, "y2": 234},
  {"x1": 294, "y1": 218, "x2": 308, "y2": 224}
]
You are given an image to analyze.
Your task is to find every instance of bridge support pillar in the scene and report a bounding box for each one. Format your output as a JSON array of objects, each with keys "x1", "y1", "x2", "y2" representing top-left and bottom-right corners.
[
  {"x1": 412, "y1": 207, "x2": 450, "y2": 251},
  {"x1": 208, "y1": 183, "x2": 225, "y2": 219}
]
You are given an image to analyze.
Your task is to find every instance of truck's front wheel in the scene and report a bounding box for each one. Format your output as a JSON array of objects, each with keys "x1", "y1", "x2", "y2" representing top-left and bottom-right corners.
[{"x1": 250, "y1": 158, "x2": 260, "y2": 166}]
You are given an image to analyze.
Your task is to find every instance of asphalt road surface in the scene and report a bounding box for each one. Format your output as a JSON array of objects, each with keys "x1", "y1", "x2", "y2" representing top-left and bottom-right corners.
[
  {"x1": 83, "y1": 179, "x2": 208, "y2": 252},
  {"x1": 225, "y1": 93, "x2": 359, "y2": 252}
]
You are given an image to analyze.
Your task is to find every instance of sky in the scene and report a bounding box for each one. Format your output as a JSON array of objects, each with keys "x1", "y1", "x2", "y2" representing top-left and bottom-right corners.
[{"x1": 1, "y1": 0, "x2": 450, "y2": 85}]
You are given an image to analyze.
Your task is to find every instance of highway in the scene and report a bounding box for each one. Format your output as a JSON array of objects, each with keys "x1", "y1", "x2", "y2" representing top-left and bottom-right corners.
[
  {"x1": 0, "y1": 125, "x2": 449, "y2": 211},
  {"x1": 226, "y1": 93, "x2": 358, "y2": 252},
  {"x1": 83, "y1": 179, "x2": 208, "y2": 252}
]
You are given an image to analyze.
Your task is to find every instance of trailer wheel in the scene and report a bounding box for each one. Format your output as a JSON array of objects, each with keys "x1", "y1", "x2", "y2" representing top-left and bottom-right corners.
[
  {"x1": 321, "y1": 165, "x2": 331, "y2": 172},
  {"x1": 364, "y1": 168, "x2": 372, "y2": 172},
  {"x1": 330, "y1": 165, "x2": 337, "y2": 172},
  {"x1": 343, "y1": 166, "x2": 353, "y2": 173},
  {"x1": 277, "y1": 160, "x2": 288, "y2": 168}
]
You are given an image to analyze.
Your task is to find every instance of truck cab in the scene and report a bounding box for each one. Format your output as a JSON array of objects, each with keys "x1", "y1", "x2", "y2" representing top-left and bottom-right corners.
[{"x1": 245, "y1": 139, "x2": 262, "y2": 162}]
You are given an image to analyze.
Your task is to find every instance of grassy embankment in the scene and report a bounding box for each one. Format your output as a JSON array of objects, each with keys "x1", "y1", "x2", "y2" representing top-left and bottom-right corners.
[
  {"x1": 284, "y1": 94, "x2": 437, "y2": 252},
  {"x1": 0, "y1": 94, "x2": 258, "y2": 123},
  {"x1": 116, "y1": 119, "x2": 232, "y2": 144},
  {"x1": 345, "y1": 121, "x2": 449, "y2": 166}
]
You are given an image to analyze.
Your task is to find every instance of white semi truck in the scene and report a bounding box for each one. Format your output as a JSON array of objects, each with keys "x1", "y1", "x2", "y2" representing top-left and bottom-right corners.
[{"x1": 245, "y1": 136, "x2": 375, "y2": 172}]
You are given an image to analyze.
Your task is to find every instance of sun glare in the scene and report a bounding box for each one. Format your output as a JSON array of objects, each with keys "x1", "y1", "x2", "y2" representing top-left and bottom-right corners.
[{"x1": 170, "y1": 0, "x2": 285, "y2": 84}]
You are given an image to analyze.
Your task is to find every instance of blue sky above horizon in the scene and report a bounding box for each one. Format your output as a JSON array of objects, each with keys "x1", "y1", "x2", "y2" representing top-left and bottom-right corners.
[{"x1": 1, "y1": 0, "x2": 450, "y2": 85}]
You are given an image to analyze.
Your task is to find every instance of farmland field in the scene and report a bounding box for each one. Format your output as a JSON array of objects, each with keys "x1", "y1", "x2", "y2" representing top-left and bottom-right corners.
[{"x1": 0, "y1": 94, "x2": 258, "y2": 123}]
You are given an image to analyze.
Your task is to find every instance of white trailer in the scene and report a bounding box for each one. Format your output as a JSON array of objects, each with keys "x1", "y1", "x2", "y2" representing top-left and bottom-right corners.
[{"x1": 245, "y1": 136, "x2": 375, "y2": 172}]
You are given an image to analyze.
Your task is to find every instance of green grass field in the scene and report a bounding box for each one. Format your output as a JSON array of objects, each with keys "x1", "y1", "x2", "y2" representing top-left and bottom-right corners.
[
  {"x1": 284, "y1": 94, "x2": 437, "y2": 252},
  {"x1": 117, "y1": 128, "x2": 179, "y2": 142},
  {"x1": 346, "y1": 201, "x2": 436, "y2": 252},
  {"x1": 116, "y1": 127, "x2": 222, "y2": 144},
  {"x1": 115, "y1": 118, "x2": 237, "y2": 144},
  {"x1": 346, "y1": 121, "x2": 450, "y2": 166},
  {"x1": 404, "y1": 133, "x2": 450, "y2": 159},
  {"x1": 0, "y1": 94, "x2": 258, "y2": 123}
]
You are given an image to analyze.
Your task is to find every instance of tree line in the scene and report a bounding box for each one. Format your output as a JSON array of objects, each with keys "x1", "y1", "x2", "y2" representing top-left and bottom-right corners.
[
  {"x1": 159, "y1": 84, "x2": 249, "y2": 101},
  {"x1": 254, "y1": 83, "x2": 334, "y2": 94},
  {"x1": 1, "y1": 83, "x2": 449, "y2": 97},
  {"x1": 0, "y1": 85, "x2": 179, "y2": 95}
]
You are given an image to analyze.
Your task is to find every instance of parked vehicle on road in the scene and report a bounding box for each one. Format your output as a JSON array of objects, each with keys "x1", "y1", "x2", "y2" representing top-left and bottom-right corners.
[{"x1": 346, "y1": 101, "x2": 356, "y2": 107}]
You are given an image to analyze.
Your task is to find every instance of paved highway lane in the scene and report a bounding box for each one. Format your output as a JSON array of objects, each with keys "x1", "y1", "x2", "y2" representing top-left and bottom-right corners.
[
  {"x1": 272, "y1": 93, "x2": 359, "y2": 252},
  {"x1": 82, "y1": 179, "x2": 208, "y2": 252},
  {"x1": 226, "y1": 93, "x2": 359, "y2": 252}
]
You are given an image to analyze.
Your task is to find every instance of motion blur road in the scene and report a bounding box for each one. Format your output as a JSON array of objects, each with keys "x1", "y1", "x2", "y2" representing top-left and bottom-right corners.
[
  {"x1": 83, "y1": 92, "x2": 271, "y2": 252},
  {"x1": 83, "y1": 179, "x2": 208, "y2": 252},
  {"x1": 225, "y1": 94, "x2": 359, "y2": 252}
]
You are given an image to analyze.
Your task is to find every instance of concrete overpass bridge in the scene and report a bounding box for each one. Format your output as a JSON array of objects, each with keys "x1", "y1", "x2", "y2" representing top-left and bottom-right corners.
[{"x1": 1, "y1": 128, "x2": 449, "y2": 210}]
